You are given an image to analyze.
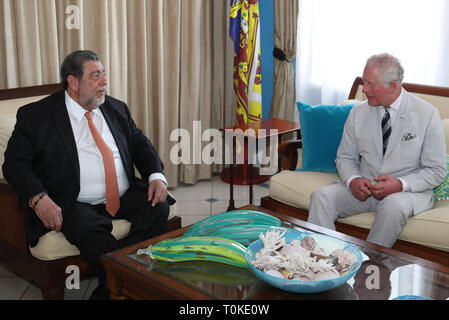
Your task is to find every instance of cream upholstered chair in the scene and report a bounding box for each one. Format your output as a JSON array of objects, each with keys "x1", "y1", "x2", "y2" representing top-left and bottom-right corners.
[{"x1": 0, "y1": 84, "x2": 180, "y2": 299}]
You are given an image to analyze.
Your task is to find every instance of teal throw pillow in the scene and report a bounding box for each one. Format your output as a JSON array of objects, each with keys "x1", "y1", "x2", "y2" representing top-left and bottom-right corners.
[
  {"x1": 433, "y1": 154, "x2": 449, "y2": 201},
  {"x1": 296, "y1": 101, "x2": 355, "y2": 173}
]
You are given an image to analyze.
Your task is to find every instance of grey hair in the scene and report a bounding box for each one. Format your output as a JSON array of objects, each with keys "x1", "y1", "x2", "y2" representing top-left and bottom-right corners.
[
  {"x1": 60, "y1": 50, "x2": 100, "y2": 90},
  {"x1": 366, "y1": 53, "x2": 404, "y2": 87}
]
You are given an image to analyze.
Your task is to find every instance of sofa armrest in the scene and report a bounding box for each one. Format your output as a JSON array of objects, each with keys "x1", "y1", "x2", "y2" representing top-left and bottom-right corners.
[
  {"x1": 0, "y1": 183, "x2": 32, "y2": 253},
  {"x1": 279, "y1": 139, "x2": 302, "y2": 171}
]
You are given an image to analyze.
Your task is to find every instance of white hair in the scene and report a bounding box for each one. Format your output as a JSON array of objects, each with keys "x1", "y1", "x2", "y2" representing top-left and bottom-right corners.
[{"x1": 366, "y1": 53, "x2": 404, "y2": 87}]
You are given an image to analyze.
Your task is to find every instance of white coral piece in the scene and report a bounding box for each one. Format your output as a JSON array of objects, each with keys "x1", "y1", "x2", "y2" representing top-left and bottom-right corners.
[{"x1": 257, "y1": 230, "x2": 286, "y2": 256}]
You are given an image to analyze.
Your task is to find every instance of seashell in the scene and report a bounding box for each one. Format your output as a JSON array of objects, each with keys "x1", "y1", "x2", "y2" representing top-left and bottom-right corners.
[
  {"x1": 265, "y1": 269, "x2": 284, "y2": 278},
  {"x1": 282, "y1": 270, "x2": 293, "y2": 279},
  {"x1": 313, "y1": 270, "x2": 340, "y2": 281},
  {"x1": 301, "y1": 236, "x2": 316, "y2": 251},
  {"x1": 254, "y1": 255, "x2": 280, "y2": 270},
  {"x1": 311, "y1": 253, "x2": 338, "y2": 265},
  {"x1": 339, "y1": 269, "x2": 350, "y2": 276},
  {"x1": 293, "y1": 274, "x2": 313, "y2": 281}
]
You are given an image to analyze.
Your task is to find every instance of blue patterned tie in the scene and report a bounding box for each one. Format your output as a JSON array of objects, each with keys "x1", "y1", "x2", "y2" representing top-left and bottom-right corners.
[{"x1": 382, "y1": 106, "x2": 391, "y2": 155}]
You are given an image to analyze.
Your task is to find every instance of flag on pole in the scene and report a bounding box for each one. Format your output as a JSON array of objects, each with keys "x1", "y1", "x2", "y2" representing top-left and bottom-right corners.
[{"x1": 230, "y1": 0, "x2": 263, "y2": 125}]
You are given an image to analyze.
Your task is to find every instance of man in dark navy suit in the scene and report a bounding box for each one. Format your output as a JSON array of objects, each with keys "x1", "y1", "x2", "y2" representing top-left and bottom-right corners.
[{"x1": 3, "y1": 50, "x2": 174, "y2": 299}]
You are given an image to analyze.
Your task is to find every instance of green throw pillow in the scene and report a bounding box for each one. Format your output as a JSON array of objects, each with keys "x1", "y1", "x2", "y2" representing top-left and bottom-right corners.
[{"x1": 433, "y1": 154, "x2": 449, "y2": 201}]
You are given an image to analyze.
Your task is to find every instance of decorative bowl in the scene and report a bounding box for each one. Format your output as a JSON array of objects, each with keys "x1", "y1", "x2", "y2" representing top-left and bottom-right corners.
[{"x1": 245, "y1": 231, "x2": 363, "y2": 294}]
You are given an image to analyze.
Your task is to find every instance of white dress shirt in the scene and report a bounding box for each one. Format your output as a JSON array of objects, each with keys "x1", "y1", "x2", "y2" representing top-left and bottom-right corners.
[{"x1": 65, "y1": 92, "x2": 167, "y2": 205}]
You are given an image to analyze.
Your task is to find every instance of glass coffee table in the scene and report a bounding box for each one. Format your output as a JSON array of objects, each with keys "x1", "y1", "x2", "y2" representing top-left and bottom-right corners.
[{"x1": 101, "y1": 206, "x2": 449, "y2": 300}]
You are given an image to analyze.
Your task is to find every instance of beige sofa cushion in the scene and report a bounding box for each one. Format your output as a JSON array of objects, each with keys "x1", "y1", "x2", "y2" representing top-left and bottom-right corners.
[
  {"x1": 269, "y1": 170, "x2": 338, "y2": 210},
  {"x1": 414, "y1": 93, "x2": 449, "y2": 119},
  {"x1": 0, "y1": 95, "x2": 52, "y2": 180},
  {"x1": 29, "y1": 198, "x2": 177, "y2": 261},
  {"x1": 0, "y1": 95, "x2": 49, "y2": 116},
  {"x1": 29, "y1": 219, "x2": 132, "y2": 261}
]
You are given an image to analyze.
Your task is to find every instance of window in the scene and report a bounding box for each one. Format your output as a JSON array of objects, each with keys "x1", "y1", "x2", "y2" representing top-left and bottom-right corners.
[{"x1": 295, "y1": 0, "x2": 449, "y2": 105}]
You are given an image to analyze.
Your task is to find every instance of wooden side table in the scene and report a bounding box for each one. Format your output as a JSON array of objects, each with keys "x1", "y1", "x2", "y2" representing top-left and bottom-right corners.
[{"x1": 220, "y1": 118, "x2": 300, "y2": 210}]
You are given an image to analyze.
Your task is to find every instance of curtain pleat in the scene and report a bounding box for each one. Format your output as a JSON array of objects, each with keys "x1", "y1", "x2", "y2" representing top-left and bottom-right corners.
[
  {"x1": 0, "y1": 0, "x2": 19, "y2": 87},
  {"x1": 14, "y1": 0, "x2": 43, "y2": 86},
  {"x1": 178, "y1": 0, "x2": 211, "y2": 183},
  {"x1": 0, "y1": 0, "x2": 235, "y2": 187},
  {"x1": 36, "y1": 0, "x2": 59, "y2": 84},
  {"x1": 269, "y1": 0, "x2": 298, "y2": 122},
  {"x1": 145, "y1": 0, "x2": 181, "y2": 186}
]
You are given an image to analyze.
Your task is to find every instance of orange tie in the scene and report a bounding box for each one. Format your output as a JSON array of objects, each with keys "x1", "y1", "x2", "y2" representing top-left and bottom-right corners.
[{"x1": 85, "y1": 111, "x2": 120, "y2": 216}]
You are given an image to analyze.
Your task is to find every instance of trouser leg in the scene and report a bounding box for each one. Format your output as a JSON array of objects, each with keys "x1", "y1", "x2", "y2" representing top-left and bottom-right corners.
[
  {"x1": 367, "y1": 193, "x2": 414, "y2": 248},
  {"x1": 61, "y1": 186, "x2": 170, "y2": 282},
  {"x1": 308, "y1": 182, "x2": 374, "y2": 230},
  {"x1": 61, "y1": 202, "x2": 119, "y2": 282},
  {"x1": 115, "y1": 186, "x2": 170, "y2": 247}
]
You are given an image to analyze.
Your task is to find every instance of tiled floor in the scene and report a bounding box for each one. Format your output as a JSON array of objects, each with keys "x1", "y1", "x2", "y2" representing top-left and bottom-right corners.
[{"x1": 0, "y1": 174, "x2": 270, "y2": 300}]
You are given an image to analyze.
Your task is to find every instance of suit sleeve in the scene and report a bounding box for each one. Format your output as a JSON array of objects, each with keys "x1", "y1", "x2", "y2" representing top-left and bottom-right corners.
[
  {"x1": 401, "y1": 109, "x2": 447, "y2": 192},
  {"x1": 2, "y1": 107, "x2": 47, "y2": 203},
  {"x1": 336, "y1": 108, "x2": 362, "y2": 185}
]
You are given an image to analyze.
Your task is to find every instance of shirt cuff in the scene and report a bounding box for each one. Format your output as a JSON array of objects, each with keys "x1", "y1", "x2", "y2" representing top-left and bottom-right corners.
[
  {"x1": 149, "y1": 173, "x2": 168, "y2": 186},
  {"x1": 398, "y1": 178, "x2": 409, "y2": 192},
  {"x1": 346, "y1": 175, "x2": 362, "y2": 189}
]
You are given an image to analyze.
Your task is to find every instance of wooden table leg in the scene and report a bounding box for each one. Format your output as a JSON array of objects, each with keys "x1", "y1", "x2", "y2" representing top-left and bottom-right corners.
[
  {"x1": 249, "y1": 136, "x2": 254, "y2": 205},
  {"x1": 227, "y1": 136, "x2": 236, "y2": 211},
  {"x1": 277, "y1": 134, "x2": 282, "y2": 173},
  {"x1": 107, "y1": 272, "x2": 129, "y2": 300},
  {"x1": 249, "y1": 163, "x2": 253, "y2": 205}
]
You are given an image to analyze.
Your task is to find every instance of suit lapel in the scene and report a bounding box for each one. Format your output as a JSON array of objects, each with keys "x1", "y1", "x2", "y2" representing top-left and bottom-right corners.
[{"x1": 52, "y1": 92, "x2": 80, "y2": 180}]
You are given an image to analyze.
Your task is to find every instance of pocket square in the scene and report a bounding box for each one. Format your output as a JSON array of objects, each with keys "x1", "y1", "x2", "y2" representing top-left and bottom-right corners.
[{"x1": 402, "y1": 132, "x2": 417, "y2": 141}]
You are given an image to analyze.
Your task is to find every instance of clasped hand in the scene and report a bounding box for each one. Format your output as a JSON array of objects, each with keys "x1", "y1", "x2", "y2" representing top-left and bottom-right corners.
[{"x1": 349, "y1": 175, "x2": 402, "y2": 202}]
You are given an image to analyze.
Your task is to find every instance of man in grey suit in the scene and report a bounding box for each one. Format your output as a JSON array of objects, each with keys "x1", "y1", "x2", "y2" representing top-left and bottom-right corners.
[{"x1": 308, "y1": 53, "x2": 447, "y2": 248}]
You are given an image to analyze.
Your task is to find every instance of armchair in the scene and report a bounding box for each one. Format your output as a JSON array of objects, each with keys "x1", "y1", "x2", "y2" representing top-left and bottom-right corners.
[{"x1": 0, "y1": 84, "x2": 181, "y2": 299}]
